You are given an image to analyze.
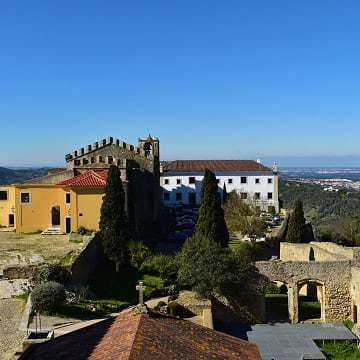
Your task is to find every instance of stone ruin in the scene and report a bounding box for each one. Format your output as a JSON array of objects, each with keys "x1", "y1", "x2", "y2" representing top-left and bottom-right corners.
[{"x1": 256, "y1": 242, "x2": 360, "y2": 324}]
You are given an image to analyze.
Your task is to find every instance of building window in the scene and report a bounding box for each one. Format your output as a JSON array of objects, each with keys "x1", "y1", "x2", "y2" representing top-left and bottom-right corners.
[
  {"x1": 228, "y1": 178, "x2": 233, "y2": 184},
  {"x1": 163, "y1": 193, "x2": 170, "y2": 201},
  {"x1": 0, "y1": 190, "x2": 8, "y2": 201},
  {"x1": 20, "y1": 192, "x2": 31, "y2": 204},
  {"x1": 164, "y1": 179, "x2": 169, "y2": 185},
  {"x1": 99, "y1": 156, "x2": 104, "y2": 163},
  {"x1": 268, "y1": 178, "x2": 273, "y2": 184},
  {"x1": 108, "y1": 156, "x2": 113, "y2": 164},
  {"x1": 176, "y1": 193, "x2": 182, "y2": 201},
  {"x1": 65, "y1": 192, "x2": 71, "y2": 204},
  {"x1": 83, "y1": 158, "x2": 88, "y2": 165},
  {"x1": 255, "y1": 178, "x2": 260, "y2": 184},
  {"x1": 268, "y1": 192, "x2": 273, "y2": 200},
  {"x1": 216, "y1": 179, "x2": 220, "y2": 184},
  {"x1": 74, "y1": 160, "x2": 81, "y2": 166},
  {"x1": 255, "y1": 192, "x2": 261, "y2": 200},
  {"x1": 91, "y1": 157, "x2": 95, "y2": 164},
  {"x1": 240, "y1": 192, "x2": 248, "y2": 200},
  {"x1": 189, "y1": 177, "x2": 195, "y2": 184},
  {"x1": 176, "y1": 179, "x2": 181, "y2": 185},
  {"x1": 241, "y1": 177, "x2": 247, "y2": 184}
]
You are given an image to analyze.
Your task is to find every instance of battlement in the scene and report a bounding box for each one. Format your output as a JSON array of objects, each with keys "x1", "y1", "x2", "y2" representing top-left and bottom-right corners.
[{"x1": 65, "y1": 137, "x2": 141, "y2": 162}]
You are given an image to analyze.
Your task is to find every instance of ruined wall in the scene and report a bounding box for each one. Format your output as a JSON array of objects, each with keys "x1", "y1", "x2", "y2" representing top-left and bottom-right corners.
[
  {"x1": 256, "y1": 259, "x2": 353, "y2": 322},
  {"x1": 280, "y1": 242, "x2": 360, "y2": 262},
  {"x1": 70, "y1": 234, "x2": 104, "y2": 285}
]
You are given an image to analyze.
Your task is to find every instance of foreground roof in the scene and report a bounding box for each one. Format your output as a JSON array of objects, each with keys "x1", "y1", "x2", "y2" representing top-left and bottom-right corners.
[
  {"x1": 58, "y1": 170, "x2": 108, "y2": 187},
  {"x1": 20, "y1": 310, "x2": 261, "y2": 360},
  {"x1": 162, "y1": 160, "x2": 271, "y2": 173}
]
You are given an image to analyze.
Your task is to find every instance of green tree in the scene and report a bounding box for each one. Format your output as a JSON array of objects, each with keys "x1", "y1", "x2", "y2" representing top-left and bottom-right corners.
[
  {"x1": 285, "y1": 199, "x2": 306, "y2": 243},
  {"x1": 31, "y1": 281, "x2": 66, "y2": 313},
  {"x1": 177, "y1": 233, "x2": 264, "y2": 323},
  {"x1": 99, "y1": 165, "x2": 130, "y2": 271},
  {"x1": 222, "y1": 183, "x2": 228, "y2": 204},
  {"x1": 196, "y1": 169, "x2": 229, "y2": 246}
]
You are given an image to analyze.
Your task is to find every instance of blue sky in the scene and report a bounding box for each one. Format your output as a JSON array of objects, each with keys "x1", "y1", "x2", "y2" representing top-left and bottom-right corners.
[{"x1": 1, "y1": 1, "x2": 360, "y2": 167}]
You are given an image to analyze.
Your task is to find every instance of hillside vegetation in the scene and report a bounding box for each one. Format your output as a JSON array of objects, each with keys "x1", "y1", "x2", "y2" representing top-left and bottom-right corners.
[
  {"x1": 0, "y1": 167, "x2": 48, "y2": 185},
  {"x1": 280, "y1": 180, "x2": 360, "y2": 241}
]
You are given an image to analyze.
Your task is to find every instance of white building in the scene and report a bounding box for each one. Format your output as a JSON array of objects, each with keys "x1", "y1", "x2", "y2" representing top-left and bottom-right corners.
[{"x1": 160, "y1": 160, "x2": 279, "y2": 212}]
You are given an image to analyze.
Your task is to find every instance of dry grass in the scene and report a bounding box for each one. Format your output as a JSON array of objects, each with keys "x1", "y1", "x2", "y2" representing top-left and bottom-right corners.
[{"x1": 0, "y1": 232, "x2": 83, "y2": 273}]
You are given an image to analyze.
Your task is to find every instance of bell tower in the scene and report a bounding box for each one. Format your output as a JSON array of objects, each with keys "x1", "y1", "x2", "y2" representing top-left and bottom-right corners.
[{"x1": 138, "y1": 134, "x2": 159, "y2": 160}]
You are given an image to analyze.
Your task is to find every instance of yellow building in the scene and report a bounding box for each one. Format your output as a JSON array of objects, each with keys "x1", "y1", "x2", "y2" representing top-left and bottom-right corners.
[{"x1": 0, "y1": 170, "x2": 107, "y2": 234}]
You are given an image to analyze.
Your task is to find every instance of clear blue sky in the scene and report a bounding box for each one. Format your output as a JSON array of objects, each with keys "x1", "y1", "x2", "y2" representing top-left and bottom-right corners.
[{"x1": 1, "y1": 1, "x2": 360, "y2": 167}]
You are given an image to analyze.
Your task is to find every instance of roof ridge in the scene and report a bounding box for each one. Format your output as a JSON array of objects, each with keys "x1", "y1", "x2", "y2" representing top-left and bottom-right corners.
[{"x1": 126, "y1": 313, "x2": 144, "y2": 360}]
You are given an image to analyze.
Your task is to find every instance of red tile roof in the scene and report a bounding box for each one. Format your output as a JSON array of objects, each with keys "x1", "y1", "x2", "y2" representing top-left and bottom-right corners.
[
  {"x1": 162, "y1": 160, "x2": 271, "y2": 173},
  {"x1": 58, "y1": 170, "x2": 108, "y2": 187},
  {"x1": 20, "y1": 310, "x2": 261, "y2": 360}
]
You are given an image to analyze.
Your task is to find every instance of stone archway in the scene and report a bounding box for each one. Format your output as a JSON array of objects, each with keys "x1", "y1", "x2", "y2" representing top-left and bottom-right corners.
[{"x1": 297, "y1": 279, "x2": 325, "y2": 323}]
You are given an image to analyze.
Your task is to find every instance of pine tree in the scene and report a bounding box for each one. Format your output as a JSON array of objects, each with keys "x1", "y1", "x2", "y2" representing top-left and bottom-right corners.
[
  {"x1": 196, "y1": 169, "x2": 229, "y2": 247},
  {"x1": 99, "y1": 165, "x2": 130, "y2": 271},
  {"x1": 285, "y1": 199, "x2": 306, "y2": 243}
]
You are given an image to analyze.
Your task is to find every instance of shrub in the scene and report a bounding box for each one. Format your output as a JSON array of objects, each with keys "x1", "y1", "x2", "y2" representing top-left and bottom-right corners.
[
  {"x1": 78, "y1": 226, "x2": 93, "y2": 235},
  {"x1": 154, "y1": 300, "x2": 167, "y2": 311},
  {"x1": 128, "y1": 241, "x2": 152, "y2": 269},
  {"x1": 32, "y1": 264, "x2": 71, "y2": 287},
  {"x1": 266, "y1": 283, "x2": 280, "y2": 294},
  {"x1": 31, "y1": 281, "x2": 66, "y2": 312},
  {"x1": 140, "y1": 255, "x2": 178, "y2": 284}
]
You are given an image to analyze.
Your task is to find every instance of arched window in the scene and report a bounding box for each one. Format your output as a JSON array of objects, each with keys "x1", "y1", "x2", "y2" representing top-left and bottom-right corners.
[{"x1": 144, "y1": 142, "x2": 153, "y2": 158}]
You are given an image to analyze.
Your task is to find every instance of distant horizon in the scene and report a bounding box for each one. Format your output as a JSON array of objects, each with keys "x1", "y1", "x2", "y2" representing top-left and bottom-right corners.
[{"x1": 2, "y1": 155, "x2": 360, "y2": 169}]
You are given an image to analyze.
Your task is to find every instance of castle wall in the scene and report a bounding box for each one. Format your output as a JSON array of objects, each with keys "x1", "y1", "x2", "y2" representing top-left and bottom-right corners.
[{"x1": 280, "y1": 242, "x2": 360, "y2": 262}]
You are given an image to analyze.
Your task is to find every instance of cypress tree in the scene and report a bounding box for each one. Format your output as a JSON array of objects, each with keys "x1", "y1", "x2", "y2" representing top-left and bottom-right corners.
[
  {"x1": 222, "y1": 183, "x2": 228, "y2": 204},
  {"x1": 99, "y1": 165, "x2": 130, "y2": 271},
  {"x1": 285, "y1": 199, "x2": 306, "y2": 243},
  {"x1": 196, "y1": 169, "x2": 229, "y2": 247}
]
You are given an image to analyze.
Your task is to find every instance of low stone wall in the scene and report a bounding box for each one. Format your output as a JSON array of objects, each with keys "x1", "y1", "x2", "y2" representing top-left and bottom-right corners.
[
  {"x1": 70, "y1": 234, "x2": 104, "y2": 285},
  {"x1": 176, "y1": 291, "x2": 211, "y2": 316},
  {"x1": 3, "y1": 265, "x2": 39, "y2": 280}
]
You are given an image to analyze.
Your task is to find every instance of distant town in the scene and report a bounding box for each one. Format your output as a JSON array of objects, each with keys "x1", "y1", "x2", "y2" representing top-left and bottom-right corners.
[{"x1": 281, "y1": 167, "x2": 360, "y2": 192}]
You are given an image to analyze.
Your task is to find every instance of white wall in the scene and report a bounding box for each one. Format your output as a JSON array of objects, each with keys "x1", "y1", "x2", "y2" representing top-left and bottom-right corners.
[{"x1": 160, "y1": 171, "x2": 279, "y2": 211}]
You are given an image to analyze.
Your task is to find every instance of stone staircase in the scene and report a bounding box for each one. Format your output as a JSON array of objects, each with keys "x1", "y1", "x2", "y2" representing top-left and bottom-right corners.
[{"x1": 41, "y1": 227, "x2": 62, "y2": 235}]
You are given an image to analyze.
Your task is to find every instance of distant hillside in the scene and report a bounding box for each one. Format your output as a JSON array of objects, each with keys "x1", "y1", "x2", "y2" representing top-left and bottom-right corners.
[
  {"x1": 0, "y1": 167, "x2": 49, "y2": 185},
  {"x1": 280, "y1": 180, "x2": 360, "y2": 228}
]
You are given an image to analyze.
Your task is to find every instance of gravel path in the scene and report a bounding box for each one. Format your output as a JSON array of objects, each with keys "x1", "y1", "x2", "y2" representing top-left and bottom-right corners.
[{"x1": 0, "y1": 298, "x2": 26, "y2": 358}]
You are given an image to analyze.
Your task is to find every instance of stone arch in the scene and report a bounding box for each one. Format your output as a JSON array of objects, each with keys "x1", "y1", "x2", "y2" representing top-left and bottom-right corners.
[
  {"x1": 296, "y1": 279, "x2": 325, "y2": 323},
  {"x1": 143, "y1": 142, "x2": 153, "y2": 158}
]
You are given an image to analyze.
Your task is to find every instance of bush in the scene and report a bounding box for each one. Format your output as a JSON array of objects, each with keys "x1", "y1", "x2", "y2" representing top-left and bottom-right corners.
[
  {"x1": 78, "y1": 226, "x2": 93, "y2": 235},
  {"x1": 140, "y1": 255, "x2": 179, "y2": 284},
  {"x1": 128, "y1": 241, "x2": 152, "y2": 269},
  {"x1": 266, "y1": 283, "x2": 280, "y2": 294},
  {"x1": 32, "y1": 264, "x2": 71, "y2": 287},
  {"x1": 31, "y1": 281, "x2": 66, "y2": 312}
]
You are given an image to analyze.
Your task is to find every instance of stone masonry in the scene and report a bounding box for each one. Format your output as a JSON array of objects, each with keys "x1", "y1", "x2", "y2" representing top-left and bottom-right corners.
[{"x1": 256, "y1": 242, "x2": 360, "y2": 324}]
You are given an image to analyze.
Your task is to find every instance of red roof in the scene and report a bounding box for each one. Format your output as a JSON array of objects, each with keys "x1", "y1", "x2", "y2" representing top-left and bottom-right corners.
[
  {"x1": 20, "y1": 310, "x2": 261, "y2": 360},
  {"x1": 58, "y1": 170, "x2": 108, "y2": 187},
  {"x1": 162, "y1": 160, "x2": 271, "y2": 173}
]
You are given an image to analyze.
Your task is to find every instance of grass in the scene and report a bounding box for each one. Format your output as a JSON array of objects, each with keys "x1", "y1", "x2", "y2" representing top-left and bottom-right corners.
[
  {"x1": 89, "y1": 263, "x2": 165, "y2": 305},
  {"x1": 321, "y1": 342, "x2": 360, "y2": 359},
  {"x1": 43, "y1": 300, "x2": 129, "y2": 320},
  {"x1": 265, "y1": 293, "x2": 322, "y2": 321}
]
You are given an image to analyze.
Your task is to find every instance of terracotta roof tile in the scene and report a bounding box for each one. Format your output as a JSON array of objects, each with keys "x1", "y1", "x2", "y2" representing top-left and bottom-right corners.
[
  {"x1": 58, "y1": 170, "x2": 108, "y2": 187},
  {"x1": 162, "y1": 160, "x2": 271, "y2": 173},
  {"x1": 20, "y1": 311, "x2": 261, "y2": 360}
]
